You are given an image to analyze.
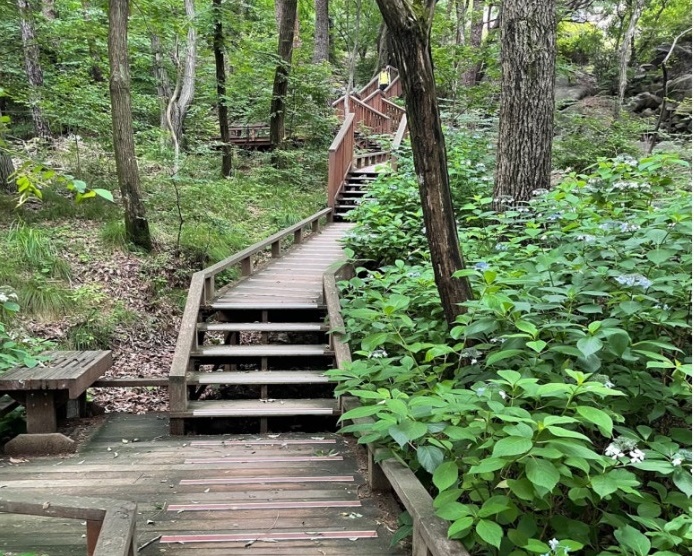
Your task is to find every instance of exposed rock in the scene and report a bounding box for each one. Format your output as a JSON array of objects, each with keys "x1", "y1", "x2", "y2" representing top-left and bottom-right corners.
[
  {"x1": 660, "y1": 74, "x2": 692, "y2": 101},
  {"x1": 628, "y1": 92, "x2": 662, "y2": 112},
  {"x1": 4, "y1": 433, "x2": 76, "y2": 456}
]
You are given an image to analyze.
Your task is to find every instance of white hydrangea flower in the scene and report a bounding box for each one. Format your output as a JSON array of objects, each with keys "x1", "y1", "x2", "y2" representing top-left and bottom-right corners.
[
  {"x1": 629, "y1": 449, "x2": 645, "y2": 464},
  {"x1": 605, "y1": 443, "x2": 625, "y2": 459},
  {"x1": 549, "y1": 539, "x2": 560, "y2": 551},
  {"x1": 672, "y1": 455, "x2": 683, "y2": 467}
]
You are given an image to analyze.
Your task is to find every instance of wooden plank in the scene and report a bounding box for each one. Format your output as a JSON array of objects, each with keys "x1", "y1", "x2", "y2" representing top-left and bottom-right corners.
[
  {"x1": 179, "y1": 475, "x2": 352, "y2": 485},
  {"x1": 197, "y1": 323, "x2": 327, "y2": 332},
  {"x1": 191, "y1": 345, "x2": 332, "y2": 357},
  {"x1": 160, "y1": 530, "x2": 378, "y2": 543},
  {"x1": 209, "y1": 303, "x2": 325, "y2": 310},
  {"x1": 182, "y1": 398, "x2": 339, "y2": 417},
  {"x1": 167, "y1": 500, "x2": 361, "y2": 512},
  {"x1": 190, "y1": 371, "x2": 330, "y2": 385},
  {"x1": 92, "y1": 378, "x2": 168, "y2": 388}
]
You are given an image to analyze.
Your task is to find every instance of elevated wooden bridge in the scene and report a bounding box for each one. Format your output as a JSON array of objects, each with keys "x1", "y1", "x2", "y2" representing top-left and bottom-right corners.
[{"x1": 0, "y1": 69, "x2": 467, "y2": 556}]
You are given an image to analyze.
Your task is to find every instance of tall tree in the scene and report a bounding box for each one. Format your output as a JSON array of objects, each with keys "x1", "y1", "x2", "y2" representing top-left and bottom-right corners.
[
  {"x1": 17, "y1": 0, "x2": 51, "y2": 140},
  {"x1": 375, "y1": 0, "x2": 473, "y2": 324},
  {"x1": 494, "y1": 0, "x2": 556, "y2": 206},
  {"x1": 212, "y1": 0, "x2": 232, "y2": 176},
  {"x1": 270, "y1": 0, "x2": 298, "y2": 150},
  {"x1": 461, "y1": 0, "x2": 484, "y2": 86},
  {"x1": 313, "y1": 0, "x2": 330, "y2": 62},
  {"x1": 167, "y1": 0, "x2": 197, "y2": 147},
  {"x1": 108, "y1": 0, "x2": 152, "y2": 251}
]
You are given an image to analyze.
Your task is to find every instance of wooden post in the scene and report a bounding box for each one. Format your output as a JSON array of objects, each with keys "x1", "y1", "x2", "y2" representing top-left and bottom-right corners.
[
  {"x1": 367, "y1": 449, "x2": 390, "y2": 491},
  {"x1": 311, "y1": 219, "x2": 319, "y2": 233},
  {"x1": 26, "y1": 391, "x2": 57, "y2": 433},
  {"x1": 412, "y1": 523, "x2": 433, "y2": 556},
  {"x1": 241, "y1": 256, "x2": 252, "y2": 276},
  {"x1": 271, "y1": 240, "x2": 281, "y2": 257},
  {"x1": 293, "y1": 229, "x2": 303, "y2": 244},
  {"x1": 86, "y1": 519, "x2": 103, "y2": 556}
]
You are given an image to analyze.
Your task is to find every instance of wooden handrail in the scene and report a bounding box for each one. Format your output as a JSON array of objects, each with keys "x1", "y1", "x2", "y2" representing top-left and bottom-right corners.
[
  {"x1": 0, "y1": 492, "x2": 137, "y2": 556},
  {"x1": 328, "y1": 113, "x2": 355, "y2": 207}
]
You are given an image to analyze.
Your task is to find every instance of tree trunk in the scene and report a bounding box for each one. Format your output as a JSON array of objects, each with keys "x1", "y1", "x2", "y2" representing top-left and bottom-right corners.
[
  {"x1": 494, "y1": 0, "x2": 555, "y2": 207},
  {"x1": 213, "y1": 0, "x2": 232, "y2": 177},
  {"x1": 41, "y1": 0, "x2": 57, "y2": 19},
  {"x1": 17, "y1": 0, "x2": 51, "y2": 140},
  {"x1": 270, "y1": 0, "x2": 298, "y2": 150},
  {"x1": 616, "y1": 0, "x2": 646, "y2": 115},
  {"x1": 347, "y1": 0, "x2": 362, "y2": 93},
  {"x1": 454, "y1": 0, "x2": 466, "y2": 46},
  {"x1": 376, "y1": 22, "x2": 396, "y2": 70},
  {"x1": 375, "y1": 0, "x2": 473, "y2": 325},
  {"x1": 108, "y1": 0, "x2": 152, "y2": 251},
  {"x1": 168, "y1": 0, "x2": 197, "y2": 147},
  {"x1": 0, "y1": 153, "x2": 15, "y2": 192},
  {"x1": 150, "y1": 33, "x2": 172, "y2": 134},
  {"x1": 461, "y1": 0, "x2": 484, "y2": 86},
  {"x1": 313, "y1": 0, "x2": 329, "y2": 63}
]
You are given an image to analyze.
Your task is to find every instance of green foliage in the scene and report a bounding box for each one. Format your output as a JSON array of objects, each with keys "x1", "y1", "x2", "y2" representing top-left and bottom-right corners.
[
  {"x1": 0, "y1": 288, "x2": 50, "y2": 374},
  {"x1": 554, "y1": 113, "x2": 647, "y2": 172},
  {"x1": 334, "y1": 152, "x2": 692, "y2": 555},
  {"x1": 5, "y1": 223, "x2": 71, "y2": 280},
  {"x1": 557, "y1": 22, "x2": 605, "y2": 66}
]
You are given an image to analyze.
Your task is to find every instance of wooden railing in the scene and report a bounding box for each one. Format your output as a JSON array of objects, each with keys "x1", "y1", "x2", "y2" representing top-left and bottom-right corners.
[
  {"x1": 383, "y1": 74, "x2": 402, "y2": 98},
  {"x1": 0, "y1": 492, "x2": 137, "y2": 556},
  {"x1": 327, "y1": 113, "x2": 355, "y2": 207},
  {"x1": 169, "y1": 208, "x2": 333, "y2": 432},
  {"x1": 325, "y1": 264, "x2": 469, "y2": 556},
  {"x1": 351, "y1": 97, "x2": 391, "y2": 134},
  {"x1": 353, "y1": 151, "x2": 390, "y2": 170},
  {"x1": 382, "y1": 98, "x2": 406, "y2": 132},
  {"x1": 228, "y1": 123, "x2": 270, "y2": 144}
]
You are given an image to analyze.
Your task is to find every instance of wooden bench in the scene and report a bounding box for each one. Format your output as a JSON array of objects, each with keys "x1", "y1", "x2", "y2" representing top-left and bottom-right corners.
[{"x1": 0, "y1": 351, "x2": 112, "y2": 433}]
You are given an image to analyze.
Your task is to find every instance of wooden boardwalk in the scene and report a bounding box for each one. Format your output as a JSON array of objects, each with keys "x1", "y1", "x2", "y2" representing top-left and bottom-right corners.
[
  {"x1": 214, "y1": 223, "x2": 353, "y2": 307},
  {"x1": 0, "y1": 413, "x2": 405, "y2": 555}
]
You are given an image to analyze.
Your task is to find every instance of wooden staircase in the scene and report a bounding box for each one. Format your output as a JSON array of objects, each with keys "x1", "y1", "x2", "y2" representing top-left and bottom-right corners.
[
  {"x1": 169, "y1": 68, "x2": 408, "y2": 435},
  {"x1": 333, "y1": 169, "x2": 379, "y2": 220}
]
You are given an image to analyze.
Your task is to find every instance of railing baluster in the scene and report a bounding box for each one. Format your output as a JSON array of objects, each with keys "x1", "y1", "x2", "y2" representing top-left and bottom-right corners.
[{"x1": 241, "y1": 257, "x2": 252, "y2": 276}]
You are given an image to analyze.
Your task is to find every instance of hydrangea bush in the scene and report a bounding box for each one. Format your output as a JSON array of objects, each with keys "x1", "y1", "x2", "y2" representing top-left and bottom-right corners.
[{"x1": 331, "y1": 148, "x2": 692, "y2": 555}]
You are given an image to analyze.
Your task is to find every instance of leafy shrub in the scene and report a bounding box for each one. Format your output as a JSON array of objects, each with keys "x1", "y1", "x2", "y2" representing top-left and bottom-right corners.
[
  {"x1": 332, "y1": 153, "x2": 692, "y2": 554},
  {"x1": 557, "y1": 22, "x2": 605, "y2": 66},
  {"x1": 553, "y1": 113, "x2": 646, "y2": 172}
]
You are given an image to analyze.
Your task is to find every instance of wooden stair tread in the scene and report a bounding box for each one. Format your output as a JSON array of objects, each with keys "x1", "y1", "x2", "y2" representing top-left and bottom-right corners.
[
  {"x1": 198, "y1": 322, "x2": 328, "y2": 332},
  {"x1": 184, "y1": 399, "x2": 339, "y2": 417},
  {"x1": 192, "y1": 344, "x2": 333, "y2": 357},
  {"x1": 209, "y1": 302, "x2": 326, "y2": 310},
  {"x1": 190, "y1": 370, "x2": 330, "y2": 385}
]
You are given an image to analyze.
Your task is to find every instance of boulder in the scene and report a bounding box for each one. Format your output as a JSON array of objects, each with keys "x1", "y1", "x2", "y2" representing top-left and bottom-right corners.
[
  {"x1": 667, "y1": 74, "x2": 692, "y2": 100},
  {"x1": 628, "y1": 92, "x2": 662, "y2": 112},
  {"x1": 4, "y1": 433, "x2": 76, "y2": 456}
]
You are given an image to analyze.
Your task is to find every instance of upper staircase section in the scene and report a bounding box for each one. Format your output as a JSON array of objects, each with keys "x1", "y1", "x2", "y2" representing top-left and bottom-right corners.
[{"x1": 328, "y1": 66, "x2": 408, "y2": 213}]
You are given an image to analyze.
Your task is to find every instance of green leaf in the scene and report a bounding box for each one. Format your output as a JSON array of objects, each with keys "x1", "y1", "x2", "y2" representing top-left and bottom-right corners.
[
  {"x1": 672, "y1": 467, "x2": 692, "y2": 497},
  {"x1": 614, "y1": 525, "x2": 651, "y2": 556},
  {"x1": 361, "y1": 333, "x2": 389, "y2": 352},
  {"x1": 93, "y1": 188, "x2": 114, "y2": 202},
  {"x1": 525, "y1": 459, "x2": 560, "y2": 492},
  {"x1": 515, "y1": 321, "x2": 538, "y2": 337},
  {"x1": 507, "y1": 478, "x2": 535, "y2": 501},
  {"x1": 339, "y1": 405, "x2": 382, "y2": 421},
  {"x1": 388, "y1": 420, "x2": 428, "y2": 448},
  {"x1": 476, "y1": 519, "x2": 503, "y2": 548},
  {"x1": 469, "y1": 457, "x2": 507, "y2": 474},
  {"x1": 575, "y1": 406, "x2": 613, "y2": 436},
  {"x1": 435, "y1": 501, "x2": 469, "y2": 520},
  {"x1": 646, "y1": 249, "x2": 676, "y2": 265},
  {"x1": 577, "y1": 336, "x2": 603, "y2": 358},
  {"x1": 417, "y1": 445, "x2": 444, "y2": 474},
  {"x1": 448, "y1": 516, "x2": 474, "y2": 538},
  {"x1": 526, "y1": 340, "x2": 547, "y2": 353},
  {"x1": 433, "y1": 461, "x2": 459, "y2": 492},
  {"x1": 546, "y1": 425, "x2": 591, "y2": 441},
  {"x1": 478, "y1": 495, "x2": 511, "y2": 518},
  {"x1": 486, "y1": 349, "x2": 526, "y2": 366},
  {"x1": 492, "y1": 436, "x2": 533, "y2": 457}
]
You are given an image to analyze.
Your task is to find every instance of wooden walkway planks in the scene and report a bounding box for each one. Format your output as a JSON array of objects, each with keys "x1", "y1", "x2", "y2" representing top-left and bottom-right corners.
[
  {"x1": 0, "y1": 414, "x2": 405, "y2": 555},
  {"x1": 213, "y1": 223, "x2": 353, "y2": 307}
]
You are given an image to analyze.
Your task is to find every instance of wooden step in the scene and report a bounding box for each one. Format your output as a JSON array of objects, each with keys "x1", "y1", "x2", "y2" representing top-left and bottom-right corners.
[
  {"x1": 190, "y1": 370, "x2": 330, "y2": 385},
  {"x1": 183, "y1": 399, "x2": 339, "y2": 417},
  {"x1": 209, "y1": 302, "x2": 326, "y2": 310},
  {"x1": 338, "y1": 196, "x2": 366, "y2": 202},
  {"x1": 197, "y1": 322, "x2": 328, "y2": 333},
  {"x1": 191, "y1": 344, "x2": 333, "y2": 358}
]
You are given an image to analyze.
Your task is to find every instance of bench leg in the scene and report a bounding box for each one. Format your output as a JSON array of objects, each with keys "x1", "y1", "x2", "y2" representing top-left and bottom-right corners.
[
  {"x1": 66, "y1": 392, "x2": 87, "y2": 419},
  {"x1": 26, "y1": 391, "x2": 57, "y2": 433}
]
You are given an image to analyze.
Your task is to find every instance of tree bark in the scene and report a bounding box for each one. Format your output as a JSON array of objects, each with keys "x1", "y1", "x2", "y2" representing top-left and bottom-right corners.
[
  {"x1": 168, "y1": 0, "x2": 197, "y2": 147},
  {"x1": 41, "y1": 0, "x2": 57, "y2": 19},
  {"x1": 347, "y1": 0, "x2": 362, "y2": 93},
  {"x1": 270, "y1": 0, "x2": 298, "y2": 150},
  {"x1": 616, "y1": 0, "x2": 646, "y2": 115},
  {"x1": 375, "y1": 0, "x2": 473, "y2": 324},
  {"x1": 461, "y1": 0, "x2": 484, "y2": 86},
  {"x1": 454, "y1": 0, "x2": 466, "y2": 46},
  {"x1": 313, "y1": 0, "x2": 330, "y2": 63},
  {"x1": 0, "y1": 153, "x2": 15, "y2": 192},
  {"x1": 17, "y1": 0, "x2": 51, "y2": 140},
  {"x1": 108, "y1": 0, "x2": 152, "y2": 251},
  {"x1": 494, "y1": 0, "x2": 556, "y2": 207},
  {"x1": 213, "y1": 0, "x2": 232, "y2": 177},
  {"x1": 150, "y1": 33, "x2": 172, "y2": 134},
  {"x1": 376, "y1": 22, "x2": 396, "y2": 70},
  {"x1": 81, "y1": 0, "x2": 104, "y2": 82}
]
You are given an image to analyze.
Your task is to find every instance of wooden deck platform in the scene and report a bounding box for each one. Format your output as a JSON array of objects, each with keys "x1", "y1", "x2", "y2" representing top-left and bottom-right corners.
[{"x1": 0, "y1": 413, "x2": 405, "y2": 555}]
